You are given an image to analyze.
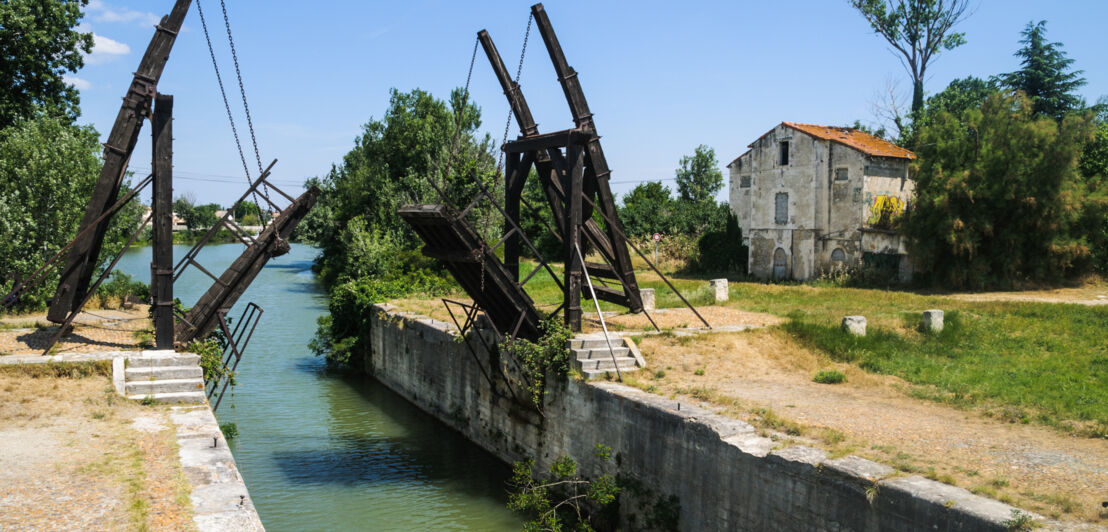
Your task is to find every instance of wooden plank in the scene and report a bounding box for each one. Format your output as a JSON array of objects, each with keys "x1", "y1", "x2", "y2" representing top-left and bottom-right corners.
[
  {"x1": 48, "y1": 0, "x2": 192, "y2": 323},
  {"x1": 583, "y1": 285, "x2": 631, "y2": 307},
  {"x1": 151, "y1": 94, "x2": 174, "y2": 349},
  {"x1": 399, "y1": 204, "x2": 543, "y2": 340},
  {"x1": 502, "y1": 128, "x2": 587, "y2": 153}
]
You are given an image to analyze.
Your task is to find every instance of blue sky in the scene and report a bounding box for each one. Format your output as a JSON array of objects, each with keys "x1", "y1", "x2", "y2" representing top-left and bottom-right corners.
[{"x1": 69, "y1": 0, "x2": 1107, "y2": 206}]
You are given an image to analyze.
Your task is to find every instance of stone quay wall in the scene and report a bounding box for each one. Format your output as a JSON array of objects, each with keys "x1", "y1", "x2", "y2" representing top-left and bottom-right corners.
[{"x1": 360, "y1": 303, "x2": 1029, "y2": 531}]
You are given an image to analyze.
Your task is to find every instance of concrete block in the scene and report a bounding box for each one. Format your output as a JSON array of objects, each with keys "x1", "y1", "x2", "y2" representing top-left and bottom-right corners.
[
  {"x1": 640, "y1": 288, "x2": 655, "y2": 311},
  {"x1": 709, "y1": 278, "x2": 729, "y2": 302},
  {"x1": 922, "y1": 309, "x2": 944, "y2": 333},
  {"x1": 842, "y1": 316, "x2": 866, "y2": 336}
]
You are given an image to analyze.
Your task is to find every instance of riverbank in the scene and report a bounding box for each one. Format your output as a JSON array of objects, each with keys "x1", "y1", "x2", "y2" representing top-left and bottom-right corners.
[{"x1": 363, "y1": 302, "x2": 1104, "y2": 530}]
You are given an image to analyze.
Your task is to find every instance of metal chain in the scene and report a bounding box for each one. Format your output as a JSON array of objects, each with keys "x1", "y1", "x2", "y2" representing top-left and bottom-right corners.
[
  {"x1": 484, "y1": 14, "x2": 532, "y2": 292},
  {"x1": 496, "y1": 14, "x2": 532, "y2": 174},
  {"x1": 218, "y1": 0, "x2": 273, "y2": 225},
  {"x1": 195, "y1": 0, "x2": 264, "y2": 218}
]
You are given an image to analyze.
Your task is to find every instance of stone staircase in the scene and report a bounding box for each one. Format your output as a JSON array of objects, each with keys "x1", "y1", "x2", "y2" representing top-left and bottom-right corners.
[
  {"x1": 124, "y1": 351, "x2": 207, "y2": 404},
  {"x1": 569, "y1": 336, "x2": 645, "y2": 380}
]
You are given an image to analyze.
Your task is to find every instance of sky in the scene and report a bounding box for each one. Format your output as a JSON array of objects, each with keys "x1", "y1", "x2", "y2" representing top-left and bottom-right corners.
[{"x1": 68, "y1": 0, "x2": 1108, "y2": 207}]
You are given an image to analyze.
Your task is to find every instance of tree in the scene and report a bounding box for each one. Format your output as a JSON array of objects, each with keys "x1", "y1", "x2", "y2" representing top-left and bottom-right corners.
[
  {"x1": 0, "y1": 0, "x2": 94, "y2": 128},
  {"x1": 0, "y1": 115, "x2": 140, "y2": 310},
  {"x1": 619, "y1": 181, "x2": 675, "y2": 237},
  {"x1": 312, "y1": 87, "x2": 496, "y2": 287},
  {"x1": 851, "y1": 0, "x2": 970, "y2": 118},
  {"x1": 186, "y1": 203, "x2": 220, "y2": 230},
  {"x1": 995, "y1": 21, "x2": 1087, "y2": 120},
  {"x1": 675, "y1": 145, "x2": 723, "y2": 204},
  {"x1": 904, "y1": 92, "x2": 1098, "y2": 288},
  {"x1": 173, "y1": 195, "x2": 195, "y2": 229},
  {"x1": 233, "y1": 200, "x2": 261, "y2": 221}
]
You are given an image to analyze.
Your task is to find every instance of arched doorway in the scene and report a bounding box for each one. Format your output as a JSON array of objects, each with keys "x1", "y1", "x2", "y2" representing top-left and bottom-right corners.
[
  {"x1": 773, "y1": 248, "x2": 788, "y2": 280},
  {"x1": 830, "y1": 248, "x2": 846, "y2": 269}
]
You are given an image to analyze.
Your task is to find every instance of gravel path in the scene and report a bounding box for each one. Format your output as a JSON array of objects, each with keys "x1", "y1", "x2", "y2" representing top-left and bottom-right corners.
[{"x1": 638, "y1": 328, "x2": 1108, "y2": 524}]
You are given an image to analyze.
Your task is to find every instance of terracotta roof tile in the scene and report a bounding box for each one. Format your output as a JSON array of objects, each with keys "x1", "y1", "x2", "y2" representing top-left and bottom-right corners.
[{"x1": 781, "y1": 122, "x2": 916, "y2": 160}]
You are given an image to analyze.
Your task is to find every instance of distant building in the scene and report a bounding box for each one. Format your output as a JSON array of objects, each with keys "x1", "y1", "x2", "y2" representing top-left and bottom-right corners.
[{"x1": 728, "y1": 122, "x2": 916, "y2": 281}]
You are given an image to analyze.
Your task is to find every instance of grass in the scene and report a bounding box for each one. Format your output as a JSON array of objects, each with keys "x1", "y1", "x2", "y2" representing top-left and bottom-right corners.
[
  {"x1": 394, "y1": 255, "x2": 1108, "y2": 435},
  {"x1": 779, "y1": 301, "x2": 1108, "y2": 433},
  {"x1": 0, "y1": 360, "x2": 113, "y2": 378}
]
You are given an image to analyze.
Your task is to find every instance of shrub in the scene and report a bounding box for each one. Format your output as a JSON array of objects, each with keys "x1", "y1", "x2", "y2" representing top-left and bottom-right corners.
[
  {"x1": 692, "y1": 212, "x2": 748, "y2": 275},
  {"x1": 502, "y1": 319, "x2": 573, "y2": 410},
  {"x1": 813, "y1": 369, "x2": 846, "y2": 384}
]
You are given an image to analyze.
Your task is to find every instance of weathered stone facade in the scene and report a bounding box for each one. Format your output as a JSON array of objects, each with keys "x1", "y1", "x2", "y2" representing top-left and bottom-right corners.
[{"x1": 728, "y1": 122, "x2": 915, "y2": 281}]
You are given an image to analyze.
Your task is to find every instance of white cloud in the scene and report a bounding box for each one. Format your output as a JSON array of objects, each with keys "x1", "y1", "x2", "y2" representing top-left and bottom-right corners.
[
  {"x1": 63, "y1": 75, "x2": 92, "y2": 90},
  {"x1": 85, "y1": 33, "x2": 130, "y2": 65},
  {"x1": 86, "y1": 0, "x2": 161, "y2": 27}
]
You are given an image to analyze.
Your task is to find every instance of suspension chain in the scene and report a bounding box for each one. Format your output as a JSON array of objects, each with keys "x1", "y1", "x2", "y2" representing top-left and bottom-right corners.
[
  {"x1": 218, "y1": 0, "x2": 273, "y2": 224},
  {"x1": 195, "y1": 0, "x2": 265, "y2": 221},
  {"x1": 496, "y1": 14, "x2": 532, "y2": 174}
]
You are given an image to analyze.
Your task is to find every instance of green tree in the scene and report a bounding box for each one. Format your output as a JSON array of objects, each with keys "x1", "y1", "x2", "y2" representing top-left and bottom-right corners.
[
  {"x1": 187, "y1": 203, "x2": 220, "y2": 230},
  {"x1": 905, "y1": 92, "x2": 1098, "y2": 288},
  {"x1": 619, "y1": 181, "x2": 675, "y2": 238},
  {"x1": 313, "y1": 87, "x2": 495, "y2": 287},
  {"x1": 996, "y1": 21, "x2": 1086, "y2": 120},
  {"x1": 0, "y1": 115, "x2": 139, "y2": 310},
  {"x1": 851, "y1": 0, "x2": 970, "y2": 118},
  {"x1": 0, "y1": 0, "x2": 93, "y2": 128},
  {"x1": 675, "y1": 144, "x2": 722, "y2": 204},
  {"x1": 232, "y1": 200, "x2": 260, "y2": 221}
]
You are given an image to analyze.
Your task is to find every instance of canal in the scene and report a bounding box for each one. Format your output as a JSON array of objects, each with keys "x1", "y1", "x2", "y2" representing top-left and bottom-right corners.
[{"x1": 116, "y1": 243, "x2": 521, "y2": 531}]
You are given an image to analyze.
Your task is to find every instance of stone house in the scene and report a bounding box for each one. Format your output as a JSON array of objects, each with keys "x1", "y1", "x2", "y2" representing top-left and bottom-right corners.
[{"x1": 728, "y1": 122, "x2": 916, "y2": 281}]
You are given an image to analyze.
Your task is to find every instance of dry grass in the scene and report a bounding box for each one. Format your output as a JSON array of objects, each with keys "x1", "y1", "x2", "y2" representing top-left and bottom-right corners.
[
  {"x1": 0, "y1": 366, "x2": 195, "y2": 531},
  {"x1": 626, "y1": 328, "x2": 1108, "y2": 524}
]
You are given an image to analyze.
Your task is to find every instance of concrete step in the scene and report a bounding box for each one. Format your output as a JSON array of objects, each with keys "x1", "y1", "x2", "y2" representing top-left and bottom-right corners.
[
  {"x1": 125, "y1": 378, "x2": 205, "y2": 395},
  {"x1": 127, "y1": 391, "x2": 207, "y2": 404},
  {"x1": 125, "y1": 365, "x2": 202, "y2": 381},
  {"x1": 568, "y1": 338, "x2": 626, "y2": 350},
  {"x1": 127, "y1": 353, "x2": 201, "y2": 368},
  {"x1": 575, "y1": 356, "x2": 639, "y2": 371},
  {"x1": 580, "y1": 367, "x2": 641, "y2": 380},
  {"x1": 573, "y1": 347, "x2": 631, "y2": 360}
]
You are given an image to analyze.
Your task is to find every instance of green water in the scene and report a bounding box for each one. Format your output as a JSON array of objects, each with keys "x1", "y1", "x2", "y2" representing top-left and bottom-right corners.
[{"x1": 116, "y1": 244, "x2": 521, "y2": 531}]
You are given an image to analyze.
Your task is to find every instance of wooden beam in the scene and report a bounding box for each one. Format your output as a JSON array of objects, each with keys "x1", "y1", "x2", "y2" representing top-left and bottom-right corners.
[
  {"x1": 151, "y1": 93, "x2": 174, "y2": 349},
  {"x1": 48, "y1": 0, "x2": 192, "y2": 323}
]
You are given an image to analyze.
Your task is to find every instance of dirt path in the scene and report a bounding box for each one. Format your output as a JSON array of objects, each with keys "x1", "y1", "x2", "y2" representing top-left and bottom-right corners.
[
  {"x1": 633, "y1": 328, "x2": 1108, "y2": 524},
  {"x1": 944, "y1": 285, "x2": 1108, "y2": 306},
  {"x1": 0, "y1": 368, "x2": 194, "y2": 531},
  {"x1": 0, "y1": 306, "x2": 150, "y2": 356}
]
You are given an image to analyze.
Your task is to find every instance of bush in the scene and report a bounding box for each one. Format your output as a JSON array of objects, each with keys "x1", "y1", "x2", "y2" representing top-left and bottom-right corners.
[
  {"x1": 905, "y1": 92, "x2": 1103, "y2": 288},
  {"x1": 501, "y1": 319, "x2": 573, "y2": 410},
  {"x1": 97, "y1": 271, "x2": 149, "y2": 303},
  {"x1": 692, "y1": 212, "x2": 747, "y2": 274},
  {"x1": 311, "y1": 251, "x2": 456, "y2": 367},
  {"x1": 813, "y1": 370, "x2": 846, "y2": 384}
]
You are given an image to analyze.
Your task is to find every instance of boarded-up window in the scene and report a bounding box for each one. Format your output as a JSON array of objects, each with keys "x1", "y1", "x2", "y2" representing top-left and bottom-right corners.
[
  {"x1": 740, "y1": 175, "x2": 751, "y2": 188},
  {"x1": 778, "y1": 141, "x2": 790, "y2": 166},
  {"x1": 775, "y1": 192, "x2": 788, "y2": 224},
  {"x1": 835, "y1": 168, "x2": 849, "y2": 181},
  {"x1": 864, "y1": 164, "x2": 903, "y2": 178},
  {"x1": 773, "y1": 248, "x2": 788, "y2": 280}
]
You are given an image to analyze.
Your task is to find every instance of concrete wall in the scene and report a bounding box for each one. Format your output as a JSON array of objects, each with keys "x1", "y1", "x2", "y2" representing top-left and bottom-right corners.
[{"x1": 361, "y1": 304, "x2": 1030, "y2": 532}]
